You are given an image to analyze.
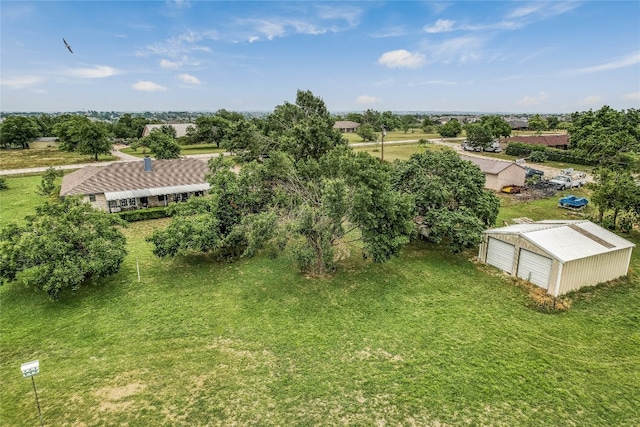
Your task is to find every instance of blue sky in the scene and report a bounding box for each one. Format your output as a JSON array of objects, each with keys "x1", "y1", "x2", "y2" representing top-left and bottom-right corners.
[{"x1": 1, "y1": 1, "x2": 639, "y2": 113}]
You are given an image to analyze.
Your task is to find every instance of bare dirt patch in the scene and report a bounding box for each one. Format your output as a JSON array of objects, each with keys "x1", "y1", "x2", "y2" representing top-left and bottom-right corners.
[{"x1": 94, "y1": 382, "x2": 146, "y2": 412}]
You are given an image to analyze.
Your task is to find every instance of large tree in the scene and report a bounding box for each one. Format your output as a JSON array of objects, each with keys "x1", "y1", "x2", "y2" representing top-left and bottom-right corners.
[
  {"x1": 591, "y1": 167, "x2": 640, "y2": 230},
  {"x1": 465, "y1": 123, "x2": 494, "y2": 150},
  {"x1": 437, "y1": 119, "x2": 463, "y2": 138},
  {"x1": 569, "y1": 106, "x2": 640, "y2": 170},
  {"x1": 140, "y1": 128, "x2": 181, "y2": 159},
  {"x1": 149, "y1": 149, "x2": 414, "y2": 274},
  {"x1": 0, "y1": 197, "x2": 127, "y2": 300},
  {"x1": 528, "y1": 114, "x2": 548, "y2": 136},
  {"x1": 392, "y1": 150, "x2": 500, "y2": 252},
  {"x1": 0, "y1": 115, "x2": 41, "y2": 148},
  {"x1": 479, "y1": 115, "x2": 511, "y2": 138},
  {"x1": 53, "y1": 115, "x2": 113, "y2": 159}
]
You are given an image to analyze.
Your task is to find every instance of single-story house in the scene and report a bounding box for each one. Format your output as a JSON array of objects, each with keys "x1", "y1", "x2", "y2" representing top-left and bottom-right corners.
[
  {"x1": 60, "y1": 157, "x2": 210, "y2": 213},
  {"x1": 142, "y1": 123, "x2": 195, "y2": 138},
  {"x1": 460, "y1": 155, "x2": 526, "y2": 191},
  {"x1": 479, "y1": 220, "x2": 635, "y2": 296},
  {"x1": 500, "y1": 134, "x2": 569, "y2": 150},
  {"x1": 333, "y1": 121, "x2": 360, "y2": 133},
  {"x1": 507, "y1": 119, "x2": 528, "y2": 130}
]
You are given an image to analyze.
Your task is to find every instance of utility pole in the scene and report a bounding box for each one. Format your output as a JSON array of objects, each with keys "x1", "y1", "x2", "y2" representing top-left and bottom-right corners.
[{"x1": 381, "y1": 125, "x2": 386, "y2": 162}]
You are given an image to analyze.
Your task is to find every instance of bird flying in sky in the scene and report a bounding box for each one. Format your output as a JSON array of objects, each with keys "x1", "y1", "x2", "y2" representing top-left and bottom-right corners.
[{"x1": 63, "y1": 38, "x2": 73, "y2": 53}]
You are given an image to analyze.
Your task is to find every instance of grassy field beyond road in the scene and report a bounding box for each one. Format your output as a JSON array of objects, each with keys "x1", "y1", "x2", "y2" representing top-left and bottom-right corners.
[
  {"x1": 0, "y1": 147, "x2": 117, "y2": 170},
  {"x1": 1, "y1": 175, "x2": 638, "y2": 426}
]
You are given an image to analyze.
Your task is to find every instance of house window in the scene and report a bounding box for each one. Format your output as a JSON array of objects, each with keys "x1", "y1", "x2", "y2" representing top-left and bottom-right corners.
[
  {"x1": 194, "y1": 191, "x2": 203, "y2": 197},
  {"x1": 120, "y1": 199, "x2": 129, "y2": 207},
  {"x1": 129, "y1": 198, "x2": 136, "y2": 207},
  {"x1": 158, "y1": 195, "x2": 167, "y2": 202},
  {"x1": 180, "y1": 193, "x2": 188, "y2": 201},
  {"x1": 140, "y1": 197, "x2": 148, "y2": 207},
  {"x1": 89, "y1": 194, "x2": 96, "y2": 202},
  {"x1": 108, "y1": 200, "x2": 118, "y2": 208}
]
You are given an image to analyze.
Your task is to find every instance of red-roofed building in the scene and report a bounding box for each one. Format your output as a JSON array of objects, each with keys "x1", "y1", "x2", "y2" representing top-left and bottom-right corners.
[{"x1": 500, "y1": 134, "x2": 569, "y2": 150}]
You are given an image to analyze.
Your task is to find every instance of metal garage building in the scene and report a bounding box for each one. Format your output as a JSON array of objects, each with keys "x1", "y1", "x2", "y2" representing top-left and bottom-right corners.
[{"x1": 478, "y1": 220, "x2": 635, "y2": 296}]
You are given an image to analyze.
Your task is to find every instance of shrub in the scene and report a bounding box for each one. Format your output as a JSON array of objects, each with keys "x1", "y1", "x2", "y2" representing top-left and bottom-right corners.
[
  {"x1": 117, "y1": 207, "x2": 171, "y2": 222},
  {"x1": 505, "y1": 142, "x2": 596, "y2": 166},
  {"x1": 529, "y1": 150, "x2": 548, "y2": 163},
  {"x1": 0, "y1": 177, "x2": 7, "y2": 190}
]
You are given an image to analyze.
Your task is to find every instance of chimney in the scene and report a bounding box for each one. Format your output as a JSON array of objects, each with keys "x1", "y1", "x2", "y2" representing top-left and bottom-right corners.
[{"x1": 144, "y1": 156, "x2": 153, "y2": 172}]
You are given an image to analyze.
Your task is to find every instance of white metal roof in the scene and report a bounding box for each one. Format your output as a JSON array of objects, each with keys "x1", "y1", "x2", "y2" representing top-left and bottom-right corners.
[
  {"x1": 485, "y1": 220, "x2": 635, "y2": 263},
  {"x1": 105, "y1": 183, "x2": 210, "y2": 201}
]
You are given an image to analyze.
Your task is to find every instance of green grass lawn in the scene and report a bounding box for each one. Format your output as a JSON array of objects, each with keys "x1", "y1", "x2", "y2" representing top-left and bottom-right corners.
[
  {"x1": 353, "y1": 142, "x2": 450, "y2": 162},
  {"x1": 1, "y1": 164, "x2": 638, "y2": 426},
  {"x1": 343, "y1": 130, "x2": 440, "y2": 144},
  {"x1": 0, "y1": 147, "x2": 117, "y2": 170},
  {"x1": 0, "y1": 175, "x2": 48, "y2": 227}
]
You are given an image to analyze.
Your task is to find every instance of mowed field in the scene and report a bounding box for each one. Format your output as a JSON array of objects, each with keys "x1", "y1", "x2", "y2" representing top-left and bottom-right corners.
[{"x1": 0, "y1": 156, "x2": 639, "y2": 426}]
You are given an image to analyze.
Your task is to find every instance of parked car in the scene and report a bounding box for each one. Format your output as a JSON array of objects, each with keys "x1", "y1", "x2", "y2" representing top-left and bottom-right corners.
[
  {"x1": 558, "y1": 194, "x2": 589, "y2": 210},
  {"x1": 484, "y1": 141, "x2": 503, "y2": 153},
  {"x1": 549, "y1": 173, "x2": 586, "y2": 190},
  {"x1": 461, "y1": 141, "x2": 482, "y2": 152},
  {"x1": 524, "y1": 166, "x2": 544, "y2": 179}
]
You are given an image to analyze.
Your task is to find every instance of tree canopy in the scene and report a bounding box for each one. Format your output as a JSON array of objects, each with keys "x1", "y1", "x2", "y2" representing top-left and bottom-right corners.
[
  {"x1": 437, "y1": 119, "x2": 463, "y2": 138},
  {"x1": 479, "y1": 115, "x2": 511, "y2": 138},
  {"x1": 148, "y1": 90, "x2": 414, "y2": 275},
  {"x1": 569, "y1": 106, "x2": 640, "y2": 170},
  {"x1": 138, "y1": 128, "x2": 181, "y2": 159},
  {"x1": 464, "y1": 123, "x2": 494, "y2": 150},
  {"x1": 392, "y1": 150, "x2": 500, "y2": 252},
  {"x1": 0, "y1": 116, "x2": 41, "y2": 148},
  {"x1": 0, "y1": 197, "x2": 127, "y2": 300}
]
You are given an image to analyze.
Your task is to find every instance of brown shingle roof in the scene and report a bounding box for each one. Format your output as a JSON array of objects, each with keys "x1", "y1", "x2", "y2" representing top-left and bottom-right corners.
[{"x1": 60, "y1": 158, "x2": 210, "y2": 196}]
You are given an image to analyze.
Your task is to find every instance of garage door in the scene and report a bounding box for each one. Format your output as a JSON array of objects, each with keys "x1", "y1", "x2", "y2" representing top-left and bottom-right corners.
[
  {"x1": 517, "y1": 249, "x2": 553, "y2": 289},
  {"x1": 486, "y1": 238, "x2": 515, "y2": 273}
]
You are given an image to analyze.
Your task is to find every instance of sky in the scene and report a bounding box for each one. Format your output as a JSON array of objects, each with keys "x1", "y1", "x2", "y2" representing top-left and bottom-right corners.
[{"x1": 1, "y1": 1, "x2": 639, "y2": 114}]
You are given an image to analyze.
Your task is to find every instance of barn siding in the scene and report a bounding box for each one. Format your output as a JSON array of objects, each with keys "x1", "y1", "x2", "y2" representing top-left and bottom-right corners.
[
  {"x1": 482, "y1": 224, "x2": 634, "y2": 296},
  {"x1": 559, "y1": 249, "x2": 633, "y2": 295}
]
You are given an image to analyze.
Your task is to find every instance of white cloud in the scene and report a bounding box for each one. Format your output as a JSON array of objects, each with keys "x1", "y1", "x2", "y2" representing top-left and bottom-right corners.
[
  {"x1": 427, "y1": 36, "x2": 484, "y2": 63},
  {"x1": 378, "y1": 49, "x2": 425, "y2": 68},
  {"x1": 132, "y1": 80, "x2": 167, "y2": 92},
  {"x1": 507, "y1": 4, "x2": 543, "y2": 19},
  {"x1": 0, "y1": 75, "x2": 44, "y2": 89},
  {"x1": 622, "y1": 92, "x2": 640, "y2": 101},
  {"x1": 355, "y1": 95, "x2": 381, "y2": 105},
  {"x1": 517, "y1": 92, "x2": 549, "y2": 106},
  {"x1": 424, "y1": 19, "x2": 456, "y2": 34},
  {"x1": 160, "y1": 59, "x2": 182, "y2": 69},
  {"x1": 177, "y1": 73, "x2": 201, "y2": 84},
  {"x1": 579, "y1": 95, "x2": 604, "y2": 106},
  {"x1": 68, "y1": 65, "x2": 119, "y2": 78},
  {"x1": 168, "y1": 0, "x2": 190, "y2": 9},
  {"x1": 569, "y1": 52, "x2": 640, "y2": 75}
]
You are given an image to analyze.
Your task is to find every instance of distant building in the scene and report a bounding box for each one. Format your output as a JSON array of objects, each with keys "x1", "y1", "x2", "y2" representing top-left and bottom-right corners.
[
  {"x1": 500, "y1": 134, "x2": 569, "y2": 150},
  {"x1": 333, "y1": 121, "x2": 360, "y2": 133}
]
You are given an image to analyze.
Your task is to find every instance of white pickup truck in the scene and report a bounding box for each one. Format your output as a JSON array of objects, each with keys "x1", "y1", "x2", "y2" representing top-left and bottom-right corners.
[{"x1": 549, "y1": 172, "x2": 587, "y2": 190}]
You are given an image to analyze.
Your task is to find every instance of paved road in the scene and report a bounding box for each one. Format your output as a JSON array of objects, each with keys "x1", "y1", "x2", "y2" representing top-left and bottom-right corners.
[{"x1": 0, "y1": 140, "x2": 590, "y2": 182}]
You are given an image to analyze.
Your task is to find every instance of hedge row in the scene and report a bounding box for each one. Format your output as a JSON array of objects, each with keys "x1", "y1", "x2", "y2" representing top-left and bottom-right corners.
[
  {"x1": 117, "y1": 207, "x2": 171, "y2": 222},
  {"x1": 505, "y1": 142, "x2": 597, "y2": 166}
]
